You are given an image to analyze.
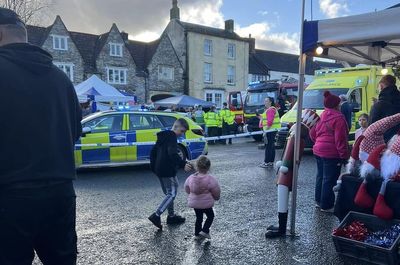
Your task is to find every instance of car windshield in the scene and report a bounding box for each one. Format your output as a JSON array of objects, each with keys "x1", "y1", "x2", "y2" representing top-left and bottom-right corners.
[
  {"x1": 245, "y1": 91, "x2": 277, "y2": 106},
  {"x1": 302, "y1": 88, "x2": 349, "y2": 109}
]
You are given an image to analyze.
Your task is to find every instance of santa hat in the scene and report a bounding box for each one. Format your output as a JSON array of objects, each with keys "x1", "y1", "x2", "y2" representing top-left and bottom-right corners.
[
  {"x1": 354, "y1": 144, "x2": 386, "y2": 209},
  {"x1": 323, "y1": 91, "x2": 341, "y2": 109},
  {"x1": 346, "y1": 135, "x2": 365, "y2": 174},
  {"x1": 359, "y1": 113, "x2": 400, "y2": 162},
  {"x1": 371, "y1": 136, "x2": 400, "y2": 220}
]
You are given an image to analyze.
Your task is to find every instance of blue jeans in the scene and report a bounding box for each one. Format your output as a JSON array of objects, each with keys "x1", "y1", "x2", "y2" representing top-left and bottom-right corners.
[
  {"x1": 156, "y1": 176, "x2": 179, "y2": 216},
  {"x1": 315, "y1": 156, "x2": 342, "y2": 210}
]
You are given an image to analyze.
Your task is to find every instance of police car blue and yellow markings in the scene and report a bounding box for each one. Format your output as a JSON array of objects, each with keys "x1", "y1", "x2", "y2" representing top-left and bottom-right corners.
[{"x1": 75, "y1": 111, "x2": 207, "y2": 166}]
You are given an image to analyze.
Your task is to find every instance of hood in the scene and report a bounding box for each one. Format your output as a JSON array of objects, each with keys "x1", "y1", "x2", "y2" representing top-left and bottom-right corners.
[
  {"x1": 190, "y1": 173, "x2": 209, "y2": 195},
  {"x1": 0, "y1": 43, "x2": 53, "y2": 75},
  {"x1": 379, "y1": 85, "x2": 400, "y2": 104},
  {"x1": 156, "y1": 130, "x2": 176, "y2": 144},
  {"x1": 320, "y1": 108, "x2": 344, "y2": 122}
]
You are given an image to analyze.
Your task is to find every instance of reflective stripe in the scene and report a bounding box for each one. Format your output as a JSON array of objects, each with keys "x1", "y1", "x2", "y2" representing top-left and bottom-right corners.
[
  {"x1": 220, "y1": 109, "x2": 235, "y2": 125},
  {"x1": 204, "y1": 112, "x2": 219, "y2": 127}
]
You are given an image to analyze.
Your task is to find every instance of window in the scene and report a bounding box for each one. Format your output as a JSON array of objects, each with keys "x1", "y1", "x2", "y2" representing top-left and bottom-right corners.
[
  {"x1": 129, "y1": 114, "x2": 163, "y2": 130},
  {"x1": 251, "y1": 74, "x2": 267, "y2": 83},
  {"x1": 107, "y1": 68, "x2": 127, "y2": 84},
  {"x1": 54, "y1": 63, "x2": 74, "y2": 81},
  {"x1": 227, "y1": 65, "x2": 235, "y2": 85},
  {"x1": 158, "y1": 65, "x2": 174, "y2": 80},
  {"x1": 228, "y1": 43, "x2": 236, "y2": 59},
  {"x1": 84, "y1": 115, "x2": 123, "y2": 133},
  {"x1": 52, "y1": 35, "x2": 68, "y2": 50},
  {"x1": 110, "y1": 43, "x2": 123, "y2": 57},
  {"x1": 204, "y1": 39, "x2": 213, "y2": 56},
  {"x1": 204, "y1": 63, "x2": 213, "y2": 83},
  {"x1": 157, "y1": 115, "x2": 177, "y2": 128},
  {"x1": 349, "y1": 88, "x2": 362, "y2": 112},
  {"x1": 205, "y1": 91, "x2": 224, "y2": 108}
]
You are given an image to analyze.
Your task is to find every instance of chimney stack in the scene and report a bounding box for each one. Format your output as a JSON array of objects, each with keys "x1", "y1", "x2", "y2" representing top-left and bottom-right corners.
[
  {"x1": 121, "y1": 31, "x2": 128, "y2": 42},
  {"x1": 170, "y1": 0, "x2": 180, "y2": 20},
  {"x1": 248, "y1": 34, "x2": 256, "y2": 53},
  {"x1": 225, "y1": 19, "x2": 234, "y2": 33}
]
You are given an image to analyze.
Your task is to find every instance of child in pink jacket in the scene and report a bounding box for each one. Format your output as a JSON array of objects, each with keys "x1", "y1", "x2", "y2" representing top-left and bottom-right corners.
[{"x1": 184, "y1": 155, "x2": 221, "y2": 239}]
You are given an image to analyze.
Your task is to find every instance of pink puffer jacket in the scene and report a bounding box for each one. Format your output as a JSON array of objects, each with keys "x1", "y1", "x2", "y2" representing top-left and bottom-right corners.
[{"x1": 184, "y1": 173, "x2": 221, "y2": 209}]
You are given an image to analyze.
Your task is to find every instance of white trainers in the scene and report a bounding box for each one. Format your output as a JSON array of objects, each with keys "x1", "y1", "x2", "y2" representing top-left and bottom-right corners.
[{"x1": 199, "y1": 231, "x2": 211, "y2": 239}]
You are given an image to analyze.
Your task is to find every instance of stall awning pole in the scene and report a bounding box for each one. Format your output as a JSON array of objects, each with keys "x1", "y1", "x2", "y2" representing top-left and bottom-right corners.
[{"x1": 290, "y1": 0, "x2": 307, "y2": 236}]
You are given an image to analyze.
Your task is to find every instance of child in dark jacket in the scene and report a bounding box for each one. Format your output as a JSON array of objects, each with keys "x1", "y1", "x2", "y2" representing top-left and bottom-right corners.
[{"x1": 185, "y1": 156, "x2": 221, "y2": 239}]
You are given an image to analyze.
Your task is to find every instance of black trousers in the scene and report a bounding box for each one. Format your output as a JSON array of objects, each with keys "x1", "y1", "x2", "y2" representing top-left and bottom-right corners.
[
  {"x1": 0, "y1": 184, "x2": 77, "y2": 265},
  {"x1": 207, "y1": 127, "x2": 219, "y2": 144},
  {"x1": 264, "y1": 131, "x2": 277, "y2": 163},
  {"x1": 194, "y1": 208, "x2": 215, "y2": 235},
  {"x1": 222, "y1": 123, "x2": 235, "y2": 144}
]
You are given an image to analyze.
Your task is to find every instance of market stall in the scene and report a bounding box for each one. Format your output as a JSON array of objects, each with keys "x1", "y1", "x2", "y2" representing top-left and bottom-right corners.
[{"x1": 153, "y1": 95, "x2": 214, "y2": 109}]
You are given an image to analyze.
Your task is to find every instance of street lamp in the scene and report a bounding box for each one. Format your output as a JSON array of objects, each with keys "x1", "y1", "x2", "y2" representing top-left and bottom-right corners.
[
  {"x1": 315, "y1": 46, "x2": 324, "y2": 55},
  {"x1": 381, "y1": 68, "x2": 389, "y2": 75}
]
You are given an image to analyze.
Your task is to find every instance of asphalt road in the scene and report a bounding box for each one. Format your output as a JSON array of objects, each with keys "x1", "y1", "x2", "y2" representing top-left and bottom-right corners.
[{"x1": 34, "y1": 139, "x2": 368, "y2": 265}]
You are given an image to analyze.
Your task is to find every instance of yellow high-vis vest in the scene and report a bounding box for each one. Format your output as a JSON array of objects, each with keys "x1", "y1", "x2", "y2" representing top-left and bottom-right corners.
[{"x1": 261, "y1": 107, "x2": 280, "y2": 130}]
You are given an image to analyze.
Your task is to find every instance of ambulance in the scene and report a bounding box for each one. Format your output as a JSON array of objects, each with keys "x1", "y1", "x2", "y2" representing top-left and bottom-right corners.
[{"x1": 278, "y1": 65, "x2": 396, "y2": 146}]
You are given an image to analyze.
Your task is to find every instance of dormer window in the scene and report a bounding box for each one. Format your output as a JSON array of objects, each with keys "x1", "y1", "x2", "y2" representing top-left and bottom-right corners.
[
  {"x1": 110, "y1": 43, "x2": 123, "y2": 57},
  {"x1": 52, "y1": 35, "x2": 68, "y2": 51}
]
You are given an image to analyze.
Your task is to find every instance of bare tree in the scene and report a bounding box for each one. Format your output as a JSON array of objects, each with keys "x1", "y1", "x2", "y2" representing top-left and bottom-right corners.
[{"x1": 0, "y1": 0, "x2": 51, "y2": 25}]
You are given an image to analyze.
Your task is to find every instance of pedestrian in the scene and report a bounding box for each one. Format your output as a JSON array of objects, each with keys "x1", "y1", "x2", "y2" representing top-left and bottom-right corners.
[
  {"x1": 259, "y1": 97, "x2": 281, "y2": 168},
  {"x1": 204, "y1": 106, "x2": 220, "y2": 145},
  {"x1": 149, "y1": 118, "x2": 193, "y2": 229},
  {"x1": 355, "y1": 113, "x2": 369, "y2": 141},
  {"x1": 339, "y1": 94, "x2": 352, "y2": 130},
  {"x1": 194, "y1": 105, "x2": 205, "y2": 129},
  {"x1": 0, "y1": 8, "x2": 82, "y2": 265},
  {"x1": 184, "y1": 155, "x2": 221, "y2": 239},
  {"x1": 310, "y1": 91, "x2": 349, "y2": 212},
  {"x1": 219, "y1": 102, "x2": 236, "y2": 144},
  {"x1": 369, "y1": 74, "x2": 400, "y2": 142}
]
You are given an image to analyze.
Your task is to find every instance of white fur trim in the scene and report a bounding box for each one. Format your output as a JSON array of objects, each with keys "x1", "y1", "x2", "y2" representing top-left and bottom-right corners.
[
  {"x1": 279, "y1": 166, "x2": 289, "y2": 174},
  {"x1": 346, "y1": 158, "x2": 355, "y2": 173},
  {"x1": 388, "y1": 134, "x2": 399, "y2": 148},
  {"x1": 359, "y1": 151, "x2": 369, "y2": 162},
  {"x1": 360, "y1": 162, "x2": 376, "y2": 179},
  {"x1": 275, "y1": 161, "x2": 282, "y2": 169},
  {"x1": 381, "y1": 150, "x2": 400, "y2": 180},
  {"x1": 277, "y1": 185, "x2": 289, "y2": 212}
]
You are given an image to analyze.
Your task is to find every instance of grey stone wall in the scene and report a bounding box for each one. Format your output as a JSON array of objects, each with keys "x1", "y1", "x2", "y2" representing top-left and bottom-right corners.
[
  {"x1": 95, "y1": 24, "x2": 145, "y2": 102},
  {"x1": 41, "y1": 16, "x2": 85, "y2": 84},
  {"x1": 147, "y1": 35, "x2": 184, "y2": 99}
]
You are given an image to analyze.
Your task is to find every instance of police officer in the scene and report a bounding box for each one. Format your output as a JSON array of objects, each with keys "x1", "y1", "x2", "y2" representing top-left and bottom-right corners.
[
  {"x1": 259, "y1": 97, "x2": 280, "y2": 168},
  {"x1": 194, "y1": 105, "x2": 205, "y2": 129},
  {"x1": 204, "y1": 106, "x2": 220, "y2": 145},
  {"x1": 219, "y1": 102, "x2": 236, "y2": 144}
]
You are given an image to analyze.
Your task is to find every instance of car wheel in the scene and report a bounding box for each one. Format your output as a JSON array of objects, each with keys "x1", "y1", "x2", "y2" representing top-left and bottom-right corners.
[{"x1": 177, "y1": 145, "x2": 188, "y2": 161}]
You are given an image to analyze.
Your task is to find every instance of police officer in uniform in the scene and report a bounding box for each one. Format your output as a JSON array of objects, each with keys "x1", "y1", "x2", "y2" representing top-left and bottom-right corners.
[
  {"x1": 219, "y1": 102, "x2": 236, "y2": 144},
  {"x1": 259, "y1": 97, "x2": 281, "y2": 168},
  {"x1": 204, "y1": 106, "x2": 220, "y2": 145}
]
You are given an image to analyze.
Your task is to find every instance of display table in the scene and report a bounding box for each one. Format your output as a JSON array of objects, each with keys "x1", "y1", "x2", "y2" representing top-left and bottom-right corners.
[{"x1": 334, "y1": 175, "x2": 400, "y2": 221}]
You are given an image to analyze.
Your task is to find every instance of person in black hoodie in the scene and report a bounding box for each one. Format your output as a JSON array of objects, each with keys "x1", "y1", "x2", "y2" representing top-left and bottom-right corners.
[
  {"x1": 0, "y1": 8, "x2": 82, "y2": 265},
  {"x1": 149, "y1": 118, "x2": 193, "y2": 229},
  {"x1": 369, "y1": 75, "x2": 400, "y2": 142}
]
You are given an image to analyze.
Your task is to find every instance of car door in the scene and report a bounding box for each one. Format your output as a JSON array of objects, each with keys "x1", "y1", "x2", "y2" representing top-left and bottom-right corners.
[
  {"x1": 126, "y1": 113, "x2": 163, "y2": 161},
  {"x1": 78, "y1": 113, "x2": 126, "y2": 164}
]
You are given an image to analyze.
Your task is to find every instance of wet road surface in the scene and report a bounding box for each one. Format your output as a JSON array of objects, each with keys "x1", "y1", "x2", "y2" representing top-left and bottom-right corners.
[{"x1": 35, "y1": 139, "x2": 368, "y2": 265}]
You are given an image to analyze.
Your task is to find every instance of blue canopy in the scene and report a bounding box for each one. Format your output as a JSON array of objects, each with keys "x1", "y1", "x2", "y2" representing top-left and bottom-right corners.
[
  {"x1": 154, "y1": 95, "x2": 215, "y2": 108},
  {"x1": 302, "y1": 4, "x2": 400, "y2": 65}
]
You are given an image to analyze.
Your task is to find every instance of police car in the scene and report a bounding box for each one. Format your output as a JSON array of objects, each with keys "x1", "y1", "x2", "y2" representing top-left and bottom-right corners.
[{"x1": 75, "y1": 110, "x2": 207, "y2": 168}]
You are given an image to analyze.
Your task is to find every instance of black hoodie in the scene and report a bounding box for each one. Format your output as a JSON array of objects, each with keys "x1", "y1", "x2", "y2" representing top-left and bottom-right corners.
[
  {"x1": 0, "y1": 43, "x2": 82, "y2": 187},
  {"x1": 370, "y1": 84, "x2": 400, "y2": 141},
  {"x1": 150, "y1": 130, "x2": 186, "y2": 178}
]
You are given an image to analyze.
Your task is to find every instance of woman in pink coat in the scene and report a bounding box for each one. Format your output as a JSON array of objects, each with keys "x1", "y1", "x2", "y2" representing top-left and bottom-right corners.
[
  {"x1": 184, "y1": 155, "x2": 221, "y2": 239},
  {"x1": 310, "y1": 91, "x2": 350, "y2": 212}
]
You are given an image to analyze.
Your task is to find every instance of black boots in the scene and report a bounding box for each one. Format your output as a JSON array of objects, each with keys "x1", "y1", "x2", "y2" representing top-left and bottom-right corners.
[{"x1": 265, "y1": 212, "x2": 288, "y2": 238}]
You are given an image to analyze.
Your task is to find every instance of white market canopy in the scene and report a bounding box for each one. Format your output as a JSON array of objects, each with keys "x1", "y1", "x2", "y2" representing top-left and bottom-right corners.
[
  {"x1": 303, "y1": 4, "x2": 400, "y2": 65},
  {"x1": 75, "y1": 75, "x2": 136, "y2": 103}
]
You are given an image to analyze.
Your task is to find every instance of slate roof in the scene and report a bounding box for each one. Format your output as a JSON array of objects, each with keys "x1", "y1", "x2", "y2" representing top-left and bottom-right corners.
[
  {"x1": 127, "y1": 39, "x2": 160, "y2": 72},
  {"x1": 249, "y1": 53, "x2": 269, "y2": 75},
  {"x1": 178, "y1": 21, "x2": 246, "y2": 41},
  {"x1": 68, "y1": 31, "x2": 99, "y2": 73},
  {"x1": 250, "y1": 49, "x2": 342, "y2": 76},
  {"x1": 26, "y1": 25, "x2": 51, "y2": 46}
]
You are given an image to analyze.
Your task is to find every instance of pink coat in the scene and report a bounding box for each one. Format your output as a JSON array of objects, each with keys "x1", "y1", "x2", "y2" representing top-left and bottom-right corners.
[
  {"x1": 184, "y1": 173, "x2": 221, "y2": 209},
  {"x1": 309, "y1": 108, "x2": 350, "y2": 159}
]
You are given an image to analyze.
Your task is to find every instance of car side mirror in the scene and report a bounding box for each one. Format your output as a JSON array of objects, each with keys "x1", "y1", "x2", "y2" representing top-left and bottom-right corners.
[{"x1": 82, "y1": 126, "x2": 91, "y2": 136}]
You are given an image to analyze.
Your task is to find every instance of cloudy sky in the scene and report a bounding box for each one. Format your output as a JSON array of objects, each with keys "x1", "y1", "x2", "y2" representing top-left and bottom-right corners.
[{"x1": 48, "y1": 0, "x2": 399, "y2": 54}]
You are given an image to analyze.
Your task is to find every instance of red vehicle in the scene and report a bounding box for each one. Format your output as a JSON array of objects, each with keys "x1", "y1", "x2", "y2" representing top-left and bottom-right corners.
[{"x1": 228, "y1": 91, "x2": 245, "y2": 132}]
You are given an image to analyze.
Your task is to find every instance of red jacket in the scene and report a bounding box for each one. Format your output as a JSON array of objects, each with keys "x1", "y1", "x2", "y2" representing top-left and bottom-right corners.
[{"x1": 310, "y1": 108, "x2": 349, "y2": 159}]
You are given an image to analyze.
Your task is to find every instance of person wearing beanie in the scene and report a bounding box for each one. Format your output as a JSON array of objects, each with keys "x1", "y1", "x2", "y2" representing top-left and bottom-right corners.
[{"x1": 310, "y1": 91, "x2": 350, "y2": 212}]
